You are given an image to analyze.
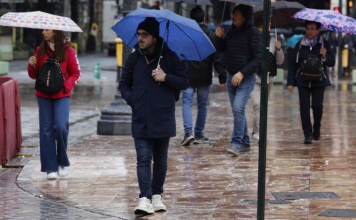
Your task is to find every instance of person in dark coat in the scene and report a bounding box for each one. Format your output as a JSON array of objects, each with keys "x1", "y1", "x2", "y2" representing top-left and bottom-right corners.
[
  {"x1": 119, "y1": 17, "x2": 188, "y2": 215},
  {"x1": 181, "y1": 6, "x2": 228, "y2": 146},
  {"x1": 287, "y1": 21, "x2": 335, "y2": 144},
  {"x1": 215, "y1": 4, "x2": 262, "y2": 156}
]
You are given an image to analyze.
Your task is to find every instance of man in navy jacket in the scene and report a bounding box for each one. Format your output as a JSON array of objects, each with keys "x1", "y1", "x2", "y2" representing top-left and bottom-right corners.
[{"x1": 119, "y1": 17, "x2": 188, "y2": 215}]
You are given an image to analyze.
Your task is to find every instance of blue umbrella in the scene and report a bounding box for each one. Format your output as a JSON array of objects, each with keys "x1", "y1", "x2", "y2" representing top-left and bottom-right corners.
[
  {"x1": 287, "y1": 34, "x2": 303, "y2": 49},
  {"x1": 111, "y1": 8, "x2": 216, "y2": 61}
]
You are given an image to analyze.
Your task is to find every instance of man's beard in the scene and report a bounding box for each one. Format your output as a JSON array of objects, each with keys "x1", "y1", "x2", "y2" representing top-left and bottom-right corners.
[{"x1": 139, "y1": 41, "x2": 153, "y2": 50}]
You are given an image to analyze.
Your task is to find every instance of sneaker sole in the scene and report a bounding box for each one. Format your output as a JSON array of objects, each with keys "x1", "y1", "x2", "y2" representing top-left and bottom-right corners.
[
  {"x1": 134, "y1": 209, "x2": 154, "y2": 215},
  {"x1": 154, "y1": 207, "x2": 167, "y2": 212},
  {"x1": 193, "y1": 140, "x2": 209, "y2": 144},
  {"x1": 181, "y1": 137, "x2": 195, "y2": 146}
]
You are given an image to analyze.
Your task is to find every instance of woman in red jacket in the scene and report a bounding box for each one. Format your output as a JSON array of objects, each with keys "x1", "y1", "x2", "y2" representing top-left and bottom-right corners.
[{"x1": 28, "y1": 29, "x2": 81, "y2": 180}]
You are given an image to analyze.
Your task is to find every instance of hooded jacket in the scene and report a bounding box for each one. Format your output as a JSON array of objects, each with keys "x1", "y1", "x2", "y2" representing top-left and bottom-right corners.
[
  {"x1": 28, "y1": 38, "x2": 81, "y2": 99},
  {"x1": 119, "y1": 38, "x2": 189, "y2": 138},
  {"x1": 216, "y1": 5, "x2": 262, "y2": 77},
  {"x1": 186, "y1": 23, "x2": 228, "y2": 87}
]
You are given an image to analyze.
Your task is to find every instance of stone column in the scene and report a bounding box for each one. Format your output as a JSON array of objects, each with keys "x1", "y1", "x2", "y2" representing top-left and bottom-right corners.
[{"x1": 97, "y1": 0, "x2": 137, "y2": 135}]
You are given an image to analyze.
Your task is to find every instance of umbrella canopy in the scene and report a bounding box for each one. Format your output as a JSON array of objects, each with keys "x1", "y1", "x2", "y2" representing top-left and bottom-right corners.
[
  {"x1": 111, "y1": 8, "x2": 215, "y2": 61},
  {"x1": 292, "y1": 8, "x2": 356, "y2": 34},
  {"x1": 163, "y1": 0, "x2": 212, "y2": 5},
  {"x1": 287, "y1": 34, "x2": 303, "y2": 49},
  {"x1": 0, "y1": 11, "x2": 83, "y2": 32},
  {"x1": 254, "y1": 1, "x2": 305, "y2": 26},
  {"x1": 219, "y1": 0, "x2": 262, "y2": 7}
]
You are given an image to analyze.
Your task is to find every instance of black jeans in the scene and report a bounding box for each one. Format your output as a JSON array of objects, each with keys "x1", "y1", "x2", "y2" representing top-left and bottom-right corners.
[
  {"x1": 134, "y1": 138, "x2": 170, "y2": 199},
  {"x1": 298, "y1": 87, "x2": 326, "y2": 137}
]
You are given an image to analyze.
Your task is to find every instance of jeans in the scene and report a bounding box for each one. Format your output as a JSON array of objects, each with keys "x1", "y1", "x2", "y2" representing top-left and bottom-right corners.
[
  {"x1": 297, "y1": 87, "x2": 325, "y2": 137},
  {"x1": 134, "y1": 138, "x2": 170, "y2": 199},
  {"x1": 182, "y1": 86, "x2": 210, "y2": 136},
  {"x1": 38, "y1": 97, "x2": 70, "y2": 173},
  {"x1": 227, "y1": 74, "x2": 256, "y2": 147}
]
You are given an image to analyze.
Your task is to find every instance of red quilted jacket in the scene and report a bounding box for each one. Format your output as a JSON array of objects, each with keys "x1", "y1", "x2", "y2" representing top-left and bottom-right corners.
[{"x1": 28, "y1": 40, "x2": 81, "y2": 99}]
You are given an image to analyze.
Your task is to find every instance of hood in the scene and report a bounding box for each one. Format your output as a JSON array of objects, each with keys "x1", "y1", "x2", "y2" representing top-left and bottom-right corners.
[
  {"x1": 64, "y1": 37, "x2": 72, "y2": 48},
  {"x1": 199, "y1": 23, "x2": 211, "y2": 36},
  {"x1": 232, "y1": 4, "x2": 254, "y2": 29}
]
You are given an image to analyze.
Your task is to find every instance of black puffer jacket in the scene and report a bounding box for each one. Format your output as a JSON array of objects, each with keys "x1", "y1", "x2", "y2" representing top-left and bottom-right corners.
[
  {"x1": 186, "y1": 24, "x2": 228, "y2": 87},
  {"x1": 216, "y1": 5, "x2": 262, "y2": 77}
]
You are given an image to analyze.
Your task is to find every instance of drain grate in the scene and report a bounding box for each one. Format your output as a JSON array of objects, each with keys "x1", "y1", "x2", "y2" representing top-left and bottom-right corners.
[
  {"x1": 245, "y1": 199, "x2": 292, "y2": 205},
  {"x1": 272, "y1": 192, "x2": 341, "y2": 201},
  {"x1": 319, "y1": 209, "x2": 356, "y2": 217}
]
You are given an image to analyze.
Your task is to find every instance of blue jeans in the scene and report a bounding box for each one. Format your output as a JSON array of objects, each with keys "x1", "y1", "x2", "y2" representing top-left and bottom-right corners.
[
  {"x1": 38, "y1": 97, "x2": 70, "y2": 173},
  {"x1": 182, "y1": 86, "x2": 210, "y2": 136},
  {"x1": 134, "y1": 138, "x2": 170, "y2": 199},
  {"x1": 227, "y1": 74, "x2": 256, "y2": 147}
]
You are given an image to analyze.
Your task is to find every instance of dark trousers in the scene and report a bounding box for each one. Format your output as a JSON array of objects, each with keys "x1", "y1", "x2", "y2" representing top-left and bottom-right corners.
[
  {"x1": 297, "y1": 87, "x2": 325, "y2": 137},
  {"x1": 134, "y1": 138, "x2": 170, "y2": 199}
]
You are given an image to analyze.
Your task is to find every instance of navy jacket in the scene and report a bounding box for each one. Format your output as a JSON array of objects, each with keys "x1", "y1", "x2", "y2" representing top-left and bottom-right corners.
[
  {"x1": 288, "y1": 37, "x2": 335, "y2": 88},
  {"x1": 119, "y1": 39, "x2": 189, "y2": 138},
  {"x1": 215, "y1": 7, "x2": 262, "y2": 77}
]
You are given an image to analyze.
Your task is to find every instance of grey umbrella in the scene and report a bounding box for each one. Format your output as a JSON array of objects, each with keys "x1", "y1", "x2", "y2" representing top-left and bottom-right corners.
[
  {"x1": 163, "y1": 0, "x2": 212, "y2": 5},
  {"x1": 254, "y1": 1, "x2": 305, "y2": 27}
]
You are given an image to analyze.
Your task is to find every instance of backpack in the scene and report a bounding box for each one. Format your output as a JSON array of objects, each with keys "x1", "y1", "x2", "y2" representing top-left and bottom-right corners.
[
  {"x1": 35, "y1": 52, "x2": 66, "y2": 94},
  {"x1": 128, "y1": 49, "x2": 181, "y2": 101},
  {"x1": 297, "y1": 39, "x2": 324, "y2": 82}
]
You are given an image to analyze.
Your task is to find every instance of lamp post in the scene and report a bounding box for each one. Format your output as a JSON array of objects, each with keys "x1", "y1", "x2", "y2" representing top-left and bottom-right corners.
[
  {"x1": 257, "y1": 0, "x2": 271, "y2": 219},
  {"x1": 97, "y1": 0, "x2": 137, "y2": 135}
]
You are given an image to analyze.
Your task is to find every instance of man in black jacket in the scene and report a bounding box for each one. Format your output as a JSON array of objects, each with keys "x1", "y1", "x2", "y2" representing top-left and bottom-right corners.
[
  {"x1": 215, "y1": 4, "x2": 262, "y2": 156},
  {"x1": 119, "y1": 17, "x2": 188, "y2": 215},
  {"x1": 181, "y1": 6, "x2": 228, "y2": 146}
]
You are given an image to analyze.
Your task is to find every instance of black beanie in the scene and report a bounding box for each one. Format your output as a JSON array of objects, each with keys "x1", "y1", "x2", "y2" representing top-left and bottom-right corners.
[
  {"x1": 137, "y1": 17, "x2": 160, "y2": 39},
  {"x1": 232, "y1": 4, "x2": 253, "y2": 21}
]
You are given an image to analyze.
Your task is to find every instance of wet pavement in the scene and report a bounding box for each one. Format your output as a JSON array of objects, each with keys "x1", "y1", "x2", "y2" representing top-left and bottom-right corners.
[{"x1": 2, "y1": 76, "x2": 356, "y2": 219}]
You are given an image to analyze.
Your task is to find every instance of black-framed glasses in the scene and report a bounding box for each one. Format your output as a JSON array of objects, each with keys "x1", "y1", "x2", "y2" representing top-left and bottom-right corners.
[{"x1": 135, "y1": 32, "x2": 149, "y2": 38}]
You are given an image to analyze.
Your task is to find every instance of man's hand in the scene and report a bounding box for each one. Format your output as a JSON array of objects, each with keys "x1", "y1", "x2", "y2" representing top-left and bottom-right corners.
[
  {"x1": 232, "y1": 72, "x2": 244, "y2": 86},
  {"x1": 215, "y1": 26, "x2": 225, "y2": 38},
  {"x1": 29, "y1": 56, "x2": 36, "y2": 67},
  {"x1": 287, "y1": 86, "x2": 294, "y2": 93},
  {"x1": 320, "y1": 47, "x2": 327, "y2": 59},
  {"x1": 275, "y1": 41, "x2": 282, "y2": 51},
  {"x1": 152, "y1": 65, "x2": 166, "y2": 82}
]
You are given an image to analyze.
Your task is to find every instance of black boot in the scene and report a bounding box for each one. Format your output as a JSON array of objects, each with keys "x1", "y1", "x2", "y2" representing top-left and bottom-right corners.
[
  {"x1": 304, "y1": 134, "x2": 312, "y2": 144},
  {"x1": 312, "y1": 133, "x2": 320, "y2": 141}
]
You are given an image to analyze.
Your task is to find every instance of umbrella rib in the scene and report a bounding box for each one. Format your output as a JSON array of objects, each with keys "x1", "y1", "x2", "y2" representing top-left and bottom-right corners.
[{"x1": 170, "y1": 21, "x2": 202, "y2": 60}]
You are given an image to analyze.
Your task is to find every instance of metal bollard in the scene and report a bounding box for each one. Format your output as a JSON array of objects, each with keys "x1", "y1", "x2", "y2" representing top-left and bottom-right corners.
[{"x1": 116, "y1": 38, "x2": 123, "y2": 81}]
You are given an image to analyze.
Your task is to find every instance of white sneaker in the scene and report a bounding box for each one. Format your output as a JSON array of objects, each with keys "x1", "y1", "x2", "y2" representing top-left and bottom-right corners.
[
  {"x1": 47, "y1": 172, "x2": 58, "y2": 180},
  {"x1": 58, "y1": 166, "x2": 68, "y2": 177},
  {"x1": 252, "y1": 132, "x2": 259, "y2": 142},
  {"x1": 152, "y1": 195, "x2": 167, "y2": 212},
  {"x1": 134, "y1": 197, "x2": 154, "y2": 215}
]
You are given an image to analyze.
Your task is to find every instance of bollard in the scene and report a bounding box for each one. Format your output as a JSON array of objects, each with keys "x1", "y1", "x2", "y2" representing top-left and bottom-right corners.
[
  {"x1": 0, "y1": 61, "x2": 9, "y2": 76},
  {"x1": 94, "y1": 62, "x2": 101, "y2": 80},
  {"x1": 94, "y1": 62, "x2": 101, "y2": 95},
  {"x1": 274, "y1": 68, "x2": 284, "y2": 84},
  {"x1": 352, "y1": 69, "x2": 356, "y2": 84},
  {"x1": 116, "y1": 38, "x2": 123, "y2": 81}
]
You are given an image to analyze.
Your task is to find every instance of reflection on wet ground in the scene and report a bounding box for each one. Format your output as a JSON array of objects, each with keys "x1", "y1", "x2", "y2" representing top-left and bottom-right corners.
[{"x1": 2, "y1": 83, "x2": 356, "y2": 219}]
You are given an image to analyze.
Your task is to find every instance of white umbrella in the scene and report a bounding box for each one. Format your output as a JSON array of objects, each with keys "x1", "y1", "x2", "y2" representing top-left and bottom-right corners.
[{"x1": 0, "y1": 11, "x2": 83, "y2": 32}]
